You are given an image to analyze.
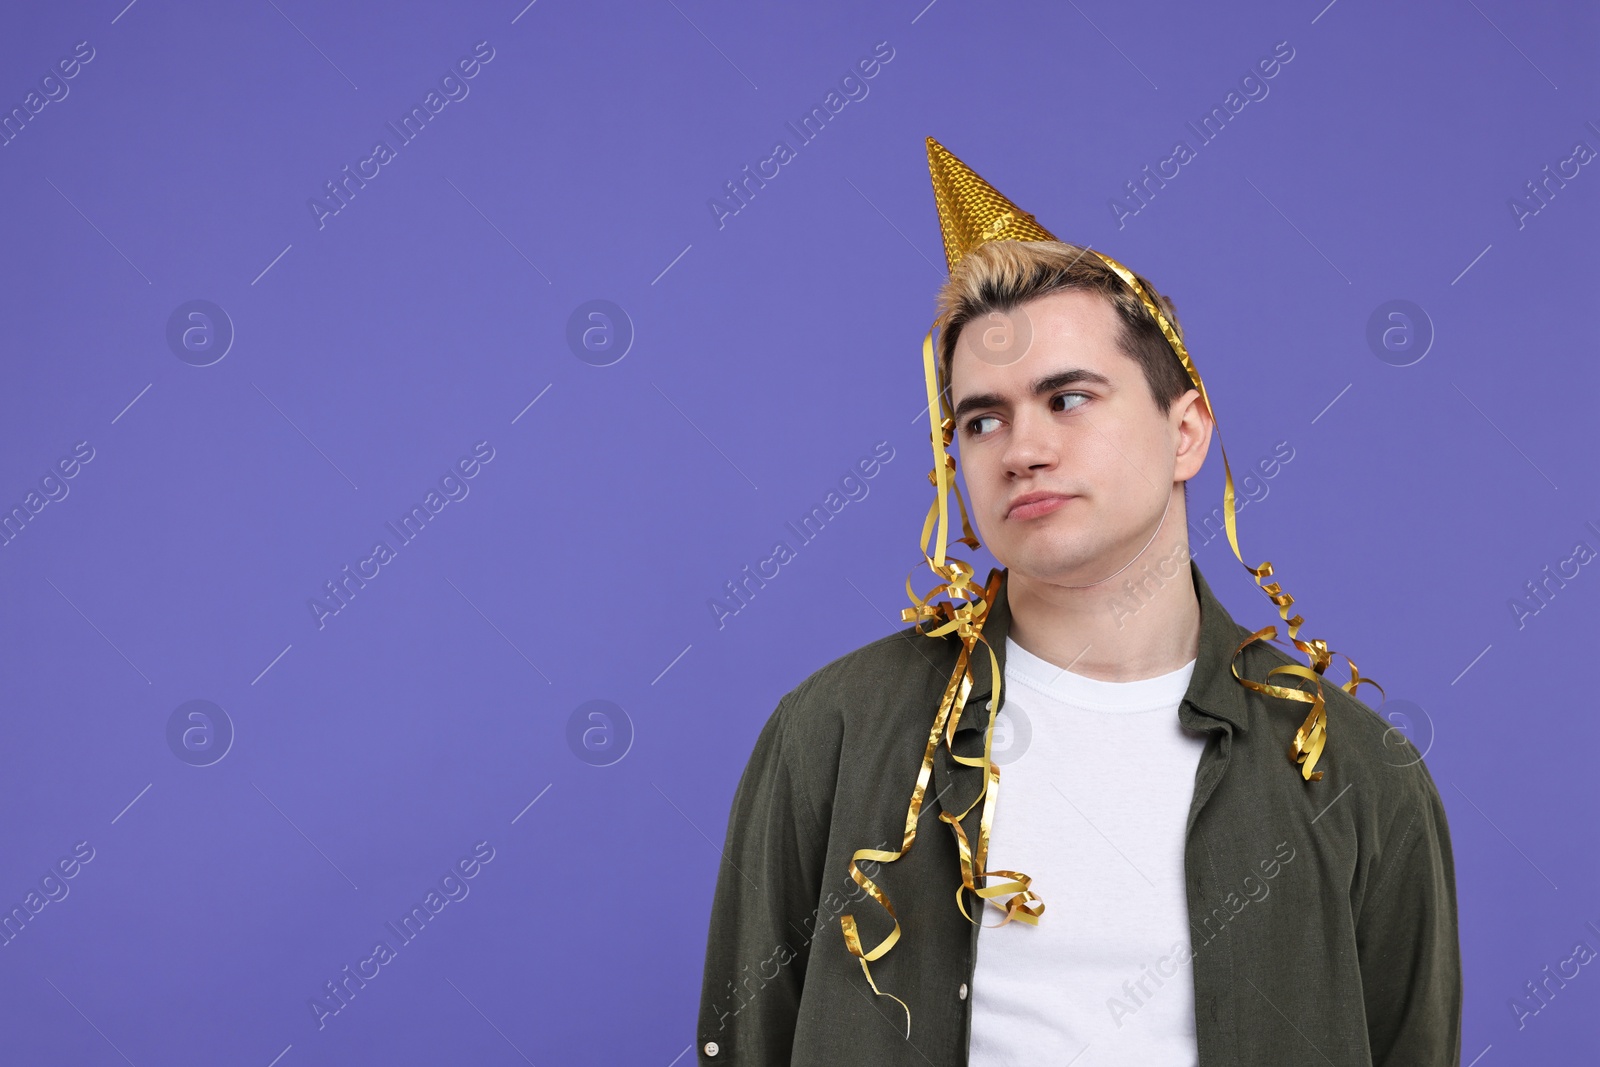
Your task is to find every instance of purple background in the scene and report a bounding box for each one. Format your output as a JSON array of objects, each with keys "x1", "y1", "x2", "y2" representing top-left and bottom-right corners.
[{"x1": 2, "y1": 0, "x2": 1596, "y2": 1063}]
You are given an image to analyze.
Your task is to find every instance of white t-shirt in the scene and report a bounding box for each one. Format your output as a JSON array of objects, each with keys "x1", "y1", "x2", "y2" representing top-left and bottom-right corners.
[{"x1": 967, "y1": 635, "x2": 1207, "y2": 1067}]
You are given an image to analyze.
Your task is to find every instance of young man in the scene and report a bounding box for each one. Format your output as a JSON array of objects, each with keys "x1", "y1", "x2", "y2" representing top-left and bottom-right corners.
[{"x1": 695, "y1": 139, "x2": 1461, "y2": 1066}]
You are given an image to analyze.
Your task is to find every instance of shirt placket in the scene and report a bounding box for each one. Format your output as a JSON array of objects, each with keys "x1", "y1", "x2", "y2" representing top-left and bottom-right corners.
[{"x1": 1180, "y1": 706, "x2": 1237, "y2": 1065}]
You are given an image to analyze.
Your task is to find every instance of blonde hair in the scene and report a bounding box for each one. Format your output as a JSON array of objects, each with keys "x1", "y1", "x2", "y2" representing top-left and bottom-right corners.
[{"x1": 933, "y1": 240, "x2": 1193, "y2": 415}]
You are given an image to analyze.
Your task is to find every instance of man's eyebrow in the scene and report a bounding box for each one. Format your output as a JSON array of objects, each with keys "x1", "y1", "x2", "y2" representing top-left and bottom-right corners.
[{"x1": 951, "y1": 368, "x2": 1114, "y2": 421}]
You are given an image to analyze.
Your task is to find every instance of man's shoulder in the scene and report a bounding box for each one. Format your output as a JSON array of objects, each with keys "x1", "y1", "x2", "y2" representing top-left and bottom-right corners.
[{"x1": 775, "y1": 622, "x2": 956, "y2": 737}]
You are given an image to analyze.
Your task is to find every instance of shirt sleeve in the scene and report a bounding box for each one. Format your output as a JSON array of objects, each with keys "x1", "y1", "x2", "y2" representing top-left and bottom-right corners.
[
  {"x1": 696, "y1": 693, "x2": 831, "y2": 1064},
  {"x1": 1354, "y1": 761, "x2": 1464, "y2": 1067}
]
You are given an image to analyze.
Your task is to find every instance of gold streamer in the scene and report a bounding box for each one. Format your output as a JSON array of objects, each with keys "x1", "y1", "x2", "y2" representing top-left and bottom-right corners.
[
  {"x1": 1088, "y1": 249, "x2": 1385, "y2": 778},
  {"x1": 838, "y1": 328, "x2": 1045, "y2": 1039}
]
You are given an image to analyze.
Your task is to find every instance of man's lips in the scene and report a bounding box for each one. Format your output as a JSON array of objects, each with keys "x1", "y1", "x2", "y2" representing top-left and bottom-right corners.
[{"x1": 1006, "y1": 492, "x2": 1075, "y2": 520}]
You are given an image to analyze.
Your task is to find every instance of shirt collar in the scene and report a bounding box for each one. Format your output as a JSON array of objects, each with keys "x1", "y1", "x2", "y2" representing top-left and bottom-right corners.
[{"x1": 957, "y1": 558, "x2": 1251, "y2": 733}]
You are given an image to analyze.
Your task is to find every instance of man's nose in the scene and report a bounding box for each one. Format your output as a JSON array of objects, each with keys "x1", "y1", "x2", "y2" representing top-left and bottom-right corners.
[{"x1": 1002, "y1": 407, "x2": 1058, "y2": 474}]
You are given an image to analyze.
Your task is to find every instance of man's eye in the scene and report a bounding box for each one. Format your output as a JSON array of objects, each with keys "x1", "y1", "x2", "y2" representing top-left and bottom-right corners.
[
  {"x1": 965, "y1": 415, "x2": 1000, "y2": 437},
  {"x1": 1053, "y1": 392, "x2": 1089, "y2": 412}
]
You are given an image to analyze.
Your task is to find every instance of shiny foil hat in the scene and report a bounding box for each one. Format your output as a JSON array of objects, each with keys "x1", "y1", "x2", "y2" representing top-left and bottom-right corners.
[{"x1": 837, "y1": 136, "x2": 1385, "y2": 1037}]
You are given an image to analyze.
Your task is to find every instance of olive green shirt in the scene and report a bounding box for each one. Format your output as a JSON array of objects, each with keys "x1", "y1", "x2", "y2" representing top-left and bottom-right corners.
[{"x1": 697, "y1": 559, "x2": 1461, "y2": 1065}]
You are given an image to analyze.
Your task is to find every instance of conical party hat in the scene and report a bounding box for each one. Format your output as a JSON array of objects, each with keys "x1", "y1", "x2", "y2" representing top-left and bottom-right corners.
[
  {"x1": 835, "y1": 136, "x2": 1385, "y2": 1044},
  {"x1": 927, "y1": 136, "x2": 1057, "y2": 271}
]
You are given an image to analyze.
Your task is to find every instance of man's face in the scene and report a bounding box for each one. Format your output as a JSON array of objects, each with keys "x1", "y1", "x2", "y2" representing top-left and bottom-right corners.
[{"x1": 948, "y1": 288, "x2": 1205, "y2": 586}]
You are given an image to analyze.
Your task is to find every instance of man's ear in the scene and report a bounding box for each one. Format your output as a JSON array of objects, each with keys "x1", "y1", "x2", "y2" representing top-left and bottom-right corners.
[{"x1": 1173, "y1": 388, "x2": 1212, "y2": 482}]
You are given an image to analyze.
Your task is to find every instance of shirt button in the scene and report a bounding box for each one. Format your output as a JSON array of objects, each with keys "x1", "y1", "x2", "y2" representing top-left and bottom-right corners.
[
  {"x1": 704, "y1": 1040, "x2": 720, "y2": 1056},
  {"x1": 959, "y1": 982, "x2": 969, "y2": 1000}
]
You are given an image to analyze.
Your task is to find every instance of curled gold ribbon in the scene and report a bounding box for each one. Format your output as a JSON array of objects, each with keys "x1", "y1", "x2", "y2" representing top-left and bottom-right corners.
[
  {"x1": 839, "y1": 327, "x2": 1044, "y2": 1038},
  {"x1": 1088, "y1": 249, "x2": 1384, "y2": 779}
]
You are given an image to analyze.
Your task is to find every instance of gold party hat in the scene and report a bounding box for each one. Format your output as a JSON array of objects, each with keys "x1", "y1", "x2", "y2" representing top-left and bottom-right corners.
[
  {"x1": 926, "y1": 136, "x2": 1059, "y2": 271},
  {"x1": 836, "y1": 137, "x2": 1384, "y2": 1041}
]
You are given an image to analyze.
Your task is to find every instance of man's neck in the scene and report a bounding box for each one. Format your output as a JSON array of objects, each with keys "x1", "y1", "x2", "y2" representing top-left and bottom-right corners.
[{"x1": 1004, "y1": 538, "x2": 1201, "y2": 684}]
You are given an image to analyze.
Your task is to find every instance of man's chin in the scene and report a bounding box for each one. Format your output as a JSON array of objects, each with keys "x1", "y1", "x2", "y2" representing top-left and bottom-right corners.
[{"x1": 996, "y1": 540, "x2": 1123, "y2": 587}]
